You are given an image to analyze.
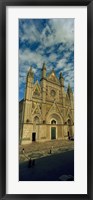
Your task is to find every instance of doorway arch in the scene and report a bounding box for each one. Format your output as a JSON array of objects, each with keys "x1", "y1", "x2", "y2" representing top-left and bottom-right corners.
[
  {"x1": 46, "y1": 112, "x2": 63, "y2": 124},
  {"x1": 51, "y1": 127, "x2": 56, "y2": 139},
  {"x1": 46, "y1": 112, "x2": 63, "y2": 140},
  {"x1": 32, "y1": 132, "x2": 36, "y2": 142}
]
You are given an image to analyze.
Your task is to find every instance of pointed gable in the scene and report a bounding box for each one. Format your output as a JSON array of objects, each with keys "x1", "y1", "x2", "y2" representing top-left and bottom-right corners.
[
  {"x1": 33, "y1": 81, "x2": 41, "y2": 96},
  {"x1": 46, "y1": 101, "x2": 62, "y2": 117},
  {"x1": 32, "y1": 103, "x2": 41, "y2": 115},
  {"x1": 47, "y1": 69, "x2": 60, "y2": 84}
]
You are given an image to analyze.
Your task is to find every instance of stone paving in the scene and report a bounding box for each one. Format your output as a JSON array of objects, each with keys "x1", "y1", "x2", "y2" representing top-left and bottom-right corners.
[
  {"x1": 19, "y1": 139, "x2": 74, "y2": 163},
  {"x1": 19, "y1": 150, "x2": 74, "y2": 181}
]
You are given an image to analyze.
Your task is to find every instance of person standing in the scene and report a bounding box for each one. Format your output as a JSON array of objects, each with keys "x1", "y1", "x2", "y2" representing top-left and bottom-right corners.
[
  {"x1": 28, "y1": 158, "x2": 32, "y2": 168},
  {"x1": 32, "y1": 159, "x2": 35, "y2": 167}
]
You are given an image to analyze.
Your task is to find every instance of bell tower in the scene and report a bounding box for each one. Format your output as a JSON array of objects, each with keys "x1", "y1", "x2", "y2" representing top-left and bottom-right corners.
[
  {"x1": 40, "y1": 62, "x2": 46, "y2": 102},
  {"x1": 67, "y1": 83, "x2": 74, "y2": 109},
  {"x1": 40, "y1": 63, "x2": 47, "y2": 122},
  {"x1": 59, "y1": 72, "x2": 65, "y2": 105},
  {"x1": 41, "y1": 62, "x2": 46, "y2": 79},
  {"x1": 59, "y1": 72, "x2": 64, "y2": 87},
  {"x1": 25, "y1": 67, "x2": 34, "y2": 100}
]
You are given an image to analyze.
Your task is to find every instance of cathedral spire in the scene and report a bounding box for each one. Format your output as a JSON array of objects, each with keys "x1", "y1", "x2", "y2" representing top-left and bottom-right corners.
[
  {"x1": 41, "y1": 62, "x2": 46, "y2": 78},
  {"x1": 42, "y1": 62, "x2": 46, "y2": 70},
  {"x1": 67, "y1": 83, "x2": 73, "y2": 95},
  {"x1": 27, "y1": 66, "x2": 34, "y2": 78},
  {"x1": 59, "y1": 72, "x2": 64, "y2": 86},
  {"x1": 52, "y1": 67, "x2": 54, "y2": 72},
  {"x1": 59, "y1": 72, "x2": 63, "y2": 79}
]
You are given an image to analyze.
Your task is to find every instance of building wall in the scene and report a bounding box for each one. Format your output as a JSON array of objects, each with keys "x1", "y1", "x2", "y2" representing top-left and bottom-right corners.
[{"x1": 19, "y1": 67, "x2": 74, "y2": 144}]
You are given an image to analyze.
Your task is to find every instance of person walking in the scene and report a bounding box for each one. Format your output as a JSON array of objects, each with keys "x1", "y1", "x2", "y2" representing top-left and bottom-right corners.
[
  {"x1": 32, "y1": 159, "x2": 35, "y2": 167},
  {"x1": 50, "y1": 149, "x2": 52, "y2": 154}
]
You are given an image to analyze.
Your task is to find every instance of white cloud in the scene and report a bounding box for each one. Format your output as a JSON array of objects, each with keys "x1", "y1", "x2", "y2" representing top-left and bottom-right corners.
[
  {"x1": 56, "y1": 58, "x2": 67, "y2": 69},
  {"x1": 19, "y1": 19, "x2": 74, "y2": 98},
  {"x1": 49, "y1": 19, "x2": 74, "y2": 44},
  {"x1": 20, "y1": 22, "x2": 40, "y2": 43},
  {"x1": 19, "y1": 49, "x2": 45, "y2": 68},
  {"x1": 57, "y1": 45, "x2": 65, "y2": 53},
  {"x1": 40, "y1": 19, "x2": 74, "y2": 47},
  {"x1": 48, "y1": 53, "x2": 57, "y2": 62},
  {"x1": 20, "y1": 19, "x2": 74, "y2": 48}
]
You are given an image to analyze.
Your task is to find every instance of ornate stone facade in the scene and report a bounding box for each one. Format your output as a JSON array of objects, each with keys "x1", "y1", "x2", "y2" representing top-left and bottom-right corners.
[{"x1": 19, "y1": 63, "x2": 74, "y2": 144}]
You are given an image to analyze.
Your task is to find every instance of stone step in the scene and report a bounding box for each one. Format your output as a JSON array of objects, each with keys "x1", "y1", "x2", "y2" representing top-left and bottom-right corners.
[{"x1": 20, "y1": 140, "x2": 74, "y2": 154}]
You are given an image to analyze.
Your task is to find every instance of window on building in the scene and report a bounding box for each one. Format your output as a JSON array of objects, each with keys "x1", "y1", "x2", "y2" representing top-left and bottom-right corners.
[
  {"x1": 26, "y1": 119, "x2": 30, "y2": 123},
  {"x1": 68, "y1": 119, "x2": 71, "y2": 125},
  {"x1": 34, "y1": 116, "x2": 39, "y2": 124},
  {"x1": 51, "y1": 119, "x2": 56, "y2": 124}
]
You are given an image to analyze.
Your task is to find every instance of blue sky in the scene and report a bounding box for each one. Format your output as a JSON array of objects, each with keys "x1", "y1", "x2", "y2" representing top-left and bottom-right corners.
[{"x1": 19, "y1": 19, "x2": 74, "y2": 100}]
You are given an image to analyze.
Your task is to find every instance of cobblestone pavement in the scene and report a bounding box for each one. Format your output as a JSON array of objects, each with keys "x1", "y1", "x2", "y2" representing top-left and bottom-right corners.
[{"x1": 19, "y1": 140, "x2": 74, "y2": 163}]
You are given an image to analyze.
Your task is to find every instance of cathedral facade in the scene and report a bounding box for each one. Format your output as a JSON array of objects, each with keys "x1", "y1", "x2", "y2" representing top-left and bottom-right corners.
[{"x1": 19, "y1": 63, "x2": 74, "y2": 144}]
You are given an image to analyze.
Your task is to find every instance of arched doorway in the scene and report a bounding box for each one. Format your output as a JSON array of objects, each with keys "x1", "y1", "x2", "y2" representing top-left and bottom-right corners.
[
  {"x1": 46, "y1": 113, "x2": 63, "y2": 140},
  {"x1": 32, "y1": 132, "x2": 36, "y2": 142},
  {"x1": 32, "y1": 116, "x2": 39, "y2": 142},
  {"x1": 67, "y1": 119, "x2": 71, "y2": 139},
  {"x1": 51, "y1": 127, "x2": 56, "y2": 139},
  {"x1": 68, "y1": 131, "x2": 70, "y2": 140},
  {"x1": 51, "y1": 119, "x2": 56, "y2": 139}
]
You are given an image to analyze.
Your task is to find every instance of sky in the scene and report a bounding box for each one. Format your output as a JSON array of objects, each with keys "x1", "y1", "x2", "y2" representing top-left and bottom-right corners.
[{"x1": 19, "y1": 19, "x2": 74, "y2": 100}]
